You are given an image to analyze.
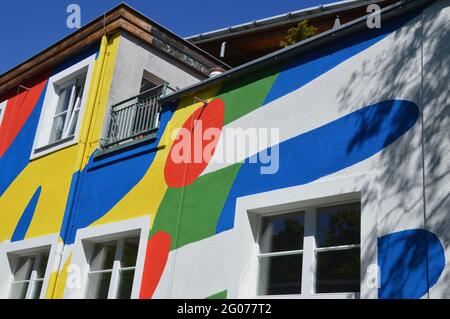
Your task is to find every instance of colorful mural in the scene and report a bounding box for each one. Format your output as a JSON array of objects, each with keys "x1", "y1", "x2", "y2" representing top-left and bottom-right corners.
[{"x1": 0, "y1": 0, "x2": 448, "y2": 300}]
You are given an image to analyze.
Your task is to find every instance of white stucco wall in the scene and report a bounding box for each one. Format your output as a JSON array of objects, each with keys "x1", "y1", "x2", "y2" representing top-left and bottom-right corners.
[
  {"x1": 422, "y1": 0, "x2": 450, "y2": 299},
  {"x1": 155, "y1": 0, "x2": 449, "y2": 299}
]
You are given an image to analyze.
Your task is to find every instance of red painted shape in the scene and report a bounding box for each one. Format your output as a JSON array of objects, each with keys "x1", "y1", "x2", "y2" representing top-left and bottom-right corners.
[
  {"x1": 139, "y1": 231, "x2": 172, "y2": 299},
  {"x1": 0, "y1": 78, "x2": 48, "y2": 157},
  {"x1": 164, "y1": 98, "x2": 225, "y2": 188}
]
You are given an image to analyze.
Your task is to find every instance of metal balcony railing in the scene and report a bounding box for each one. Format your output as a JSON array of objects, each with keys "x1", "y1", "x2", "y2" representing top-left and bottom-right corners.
[{"x1": 102, "y1": 83, "x2": 167, "y2": 149}]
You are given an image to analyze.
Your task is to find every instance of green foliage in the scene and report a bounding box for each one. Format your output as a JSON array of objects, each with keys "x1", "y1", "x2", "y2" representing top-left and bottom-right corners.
[{"x1": 280, "y1": 20, "x2": 317, "y2": 48}]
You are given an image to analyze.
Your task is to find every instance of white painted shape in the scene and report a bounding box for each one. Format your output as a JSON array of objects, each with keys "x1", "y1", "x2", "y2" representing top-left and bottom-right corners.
[
  {"x1": 153, "y1": 230, "x2": 234, "y2": 299},
  {"x1": 201, "y1": 27, "x2": 421, "y2": 176}
]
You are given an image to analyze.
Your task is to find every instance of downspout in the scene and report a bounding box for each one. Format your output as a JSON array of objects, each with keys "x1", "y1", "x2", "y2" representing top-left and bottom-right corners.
[
  {"x1": 419, "y1": 8, "x2": 430, "y2": 299},
  {"x1": 49, "y1": 35, "x2": 110, "y2": 298}
]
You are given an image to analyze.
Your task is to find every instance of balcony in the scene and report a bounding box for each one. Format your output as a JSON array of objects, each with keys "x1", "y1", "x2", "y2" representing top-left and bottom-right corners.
[{"x1": 101, "y1": 83, "x2": 168, "y2": 150}]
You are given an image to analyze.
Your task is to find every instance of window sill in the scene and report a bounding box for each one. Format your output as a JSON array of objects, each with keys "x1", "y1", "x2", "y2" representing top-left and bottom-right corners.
[
  {"x1": 94, "y1": 132, "x2": 159, "y2": 160},
  {"x1": 30, "y1": 136, "x2": 77, "y2": 160}
]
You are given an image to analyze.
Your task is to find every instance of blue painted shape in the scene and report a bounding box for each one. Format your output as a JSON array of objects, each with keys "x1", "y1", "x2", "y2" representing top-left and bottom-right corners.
[
  {"x1": 216, "y1": 100, "x2": 419, "y2": 233},
  {"x1": 0, "y1": 86, "x2": 46, "y2": 196},
  {"x1": 59, "y1": 171, "x2": 80, "y2": 243},
  {"x1": 378, "y1": 229, "x2": 445, "y2": 299},
  {"x1": 264, "y1": 9, "x2": 421, "y2": 104},
  {"x1": 61, "y1": 104, "x2": 177, "y2": 244},
  {"x1": 11, "y1": 187, "x2": 42, "y2": 242},
  {"x1": 0, "y1": 47, "x2": 100, "y2": 197}
]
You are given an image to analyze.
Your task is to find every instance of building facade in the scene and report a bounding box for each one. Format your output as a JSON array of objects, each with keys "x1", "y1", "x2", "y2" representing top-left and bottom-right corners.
[{"x1": 0, "y1": 0, "x2": 449, "y2": 299}]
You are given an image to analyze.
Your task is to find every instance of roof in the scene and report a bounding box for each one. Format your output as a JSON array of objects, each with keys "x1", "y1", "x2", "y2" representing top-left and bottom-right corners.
[
  {"x1": 161, "y1": 0, "x2": 435, "y2": 105},
  {"x1": 0, "y1": 3, "x2": 229, "y2": 96},
  {"x1": 185, "y1": 0, "x2": 399, "y2": 66},
  {"x1": 186, "y1": 0, "x2": 385, "y2": 42}
]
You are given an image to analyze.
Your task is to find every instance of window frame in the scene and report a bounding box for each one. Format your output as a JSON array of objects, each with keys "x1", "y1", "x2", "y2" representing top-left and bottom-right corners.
[
  {"x1": 0, "y1": 100, "x2": 7, "y2": 129},
  {"x1": 229, "y1": 173, "x2": 379, "y2": 299},
  {"x1": 0, "y1": 234, "x2": 59, "y2": 299},
  {"x1": 49, "y1": 75, "x2": 86, "y2": 144},
  {"x1": 255, "y1": 200, "x2": 361, "y2": 298},
  {"x1": 85, "y1": 236, "x2": 140, "y2": 299},
  {"x1": 68, "y1": 216, "x2": 151, "y2": 299},
  {"x1": 31, "y1": 54, "x2": 95, "y2": 160},
  {"x1": 140, "y1": 70, "x2": 165, "y2": 94},
  {"x1": 9, "y1": 250, "x2": 50, "y2": 299}
]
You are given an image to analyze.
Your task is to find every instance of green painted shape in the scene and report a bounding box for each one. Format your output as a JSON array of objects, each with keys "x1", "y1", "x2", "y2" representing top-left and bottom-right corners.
[
  {"x1": 150, "y1": 163, "x2": 242, "y2": 250},
  {"x1": 151, "y1": 64, "x2": 283, "y2": 250},
  {"x1": 207, "y1": 290, "x2": 228, "y2": 299},
  {"x1": 218, "y1": 68, "x2": 281, "y2": 125}
]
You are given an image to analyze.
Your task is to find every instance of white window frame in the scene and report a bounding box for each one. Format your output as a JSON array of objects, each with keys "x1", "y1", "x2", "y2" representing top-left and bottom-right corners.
[
  {"x1": 0, "y1": 234, "x2": 60, "y2": 299},
  {"x1": 0, "y1": 100, "x2": 7, "y2": 129},
  {"x1": 9, "y1": 250, "x2": 50, "y2": 299},
  {"x1": 31, "y1": 54, "x2": 95, "y2": 160},
  {"x1": 68, "y1": 216, "x2": 151, "y2": 299},
  {"x1": 85, "y1": 236, "x2": 139, "y2": 299},
  {"x1": 255, "y1": 201, "x2": 361, "y2": 297},
  {"x1": 229, "y1": 173, "x2": 379, "y2": 299}
]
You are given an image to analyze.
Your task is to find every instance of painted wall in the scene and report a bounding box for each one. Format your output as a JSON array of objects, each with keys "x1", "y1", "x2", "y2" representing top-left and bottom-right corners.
[
  {"x1": 0, "y1": 0, "x2": 448, "y2": 299},
  {"x1": 0, "y1": 33, "x2": 121, "y2": 298}
]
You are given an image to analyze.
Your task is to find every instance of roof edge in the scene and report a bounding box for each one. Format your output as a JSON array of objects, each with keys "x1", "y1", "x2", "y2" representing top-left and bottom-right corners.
[
  {"x1": 0, "y1": 3, "x2": 229, "y2": 96},
  {"x1": 161, "y1": 0, "x2": 434, "y2": 105},
  {"x1": 186, "y1": 0, "x2": 380, "y2": 42}
]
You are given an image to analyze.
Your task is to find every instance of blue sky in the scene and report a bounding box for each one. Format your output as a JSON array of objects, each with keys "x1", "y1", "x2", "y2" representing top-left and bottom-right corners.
[{"x1": 0, "y1": 0, "x2": 339, "y2": 74}]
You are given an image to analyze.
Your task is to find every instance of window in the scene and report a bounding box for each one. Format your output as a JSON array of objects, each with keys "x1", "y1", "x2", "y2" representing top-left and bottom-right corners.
[
  {"x1": 31, "y1": 54, "x2": 95, "y2": 159},
  {"x1": 101, "y1": 71, "x2": 168, "y2": 150},
  {"x1": 258, "y1": 212, "x2": 304, "y2": 295},
  {"x1": 9, "y1": 251, "x2": 50, "y2": 299},
  {"x1": 140, "y1": 70, "x2": 164, "y2": 93},
  {"x1": 257, "y1": 202, "x2": 360, "y2": 297},
  {"x1": 85, "y1": 237, "x2": 139, "y2": 299},
  {"x1": 49, "y1": 75, "x2": 86, "y2": 144}
]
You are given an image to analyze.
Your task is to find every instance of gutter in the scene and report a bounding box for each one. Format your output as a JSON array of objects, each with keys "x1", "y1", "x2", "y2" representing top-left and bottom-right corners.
[
  {"x1": 186, "y1": 0, "x2": 386, "y2": 43},
  {"x1": 161, "y1": 0, "x2": 435, "y2": 105}
]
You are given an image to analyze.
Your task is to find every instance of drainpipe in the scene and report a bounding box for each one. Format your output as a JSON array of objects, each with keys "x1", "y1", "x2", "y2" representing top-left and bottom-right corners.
[
  {"x1": 333, "y1": 15, "x2": 341, "y2": 29},
  {"x1": 48, "y1": 35, "x2": 111, "y2": 298},
  {"x1": 220, "y1": 41, "x2": 227, "y2": 59}
]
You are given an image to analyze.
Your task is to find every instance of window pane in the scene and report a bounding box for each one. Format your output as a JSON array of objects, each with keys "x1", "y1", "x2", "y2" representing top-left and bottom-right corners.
[
  {"x1": 86, "y1": 272, "x2": 112, "y2": 299},
  {"x1": 121, "y1": 237, "x2": 139, "y2": 268},
  {"x1": 140, "y1": 78, "x2": 157, "y2": 93},
  {"x1": 90, "y1": 242, "x2": 117, "y2": 271},
  {"x1": 258, "y1": 254, "x2": 302, "y2": 296},
  {"x1": 75, "y1": 78, "x2": 85, "y2": 102},
  {"x1": 316, "y1": 248, "x2": 360, "y2": 293},
  {"x1": 55, "y1": 86, "x2": 73, "y2": 114},
  {"x1": 14, "y1": 256, "x2": 35, "y2": 281},
  {"x1": 67, "y1": 110, "x2": 80, "y2": 136},
  {"x1": 9, "y1": 282, "x2": 29, "y2": 299},
  {"x1": 31, "y1": 279, "x2": 44, "y2": 299},
  {"x1": 259, "y1": 212, "x2": 305, "y2": 254},
  {"x1": 36, "y1": 254, "x2": 49, "y2": 279},
  {"x1": 117, "y1": 269, "x2": 135, "y2": 299},
  {"x1": 316, "y1": 203, "x2": 360, "y2": 248},
  {"x1": 49, "y1": 113, "x2": 67, "y2": 143}
]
